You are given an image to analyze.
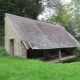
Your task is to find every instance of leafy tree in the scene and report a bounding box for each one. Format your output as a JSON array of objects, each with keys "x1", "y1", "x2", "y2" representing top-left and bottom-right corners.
[
  {"x1": 0, "y1": 0, "x2": 43, "y2": 45},
  {"x1": 66, "y1": 0, "x2": 80, "y2": 40},
  {"x1": 46, "y1": 0, "x2": 77, "y2": 38}
]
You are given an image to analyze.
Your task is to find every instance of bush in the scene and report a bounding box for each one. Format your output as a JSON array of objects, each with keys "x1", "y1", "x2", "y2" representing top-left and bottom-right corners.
[
  {"x1": 0, "y1": 46, "x2": 9, "y2": 56},
  {"x1": 0, "y1": 26, "x2": 4, "y2": 46}
]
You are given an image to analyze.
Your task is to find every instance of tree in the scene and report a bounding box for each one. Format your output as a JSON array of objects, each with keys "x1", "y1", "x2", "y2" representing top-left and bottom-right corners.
[
  {"x1": 68, "y1": 0, "x2": 80, "y2": 40},
  {"x1": 0, "y1": 0, "x2": 44, "y2": 45},
  {"x1": 46, "y1": 0, "x2": 77, "y2": 38}
]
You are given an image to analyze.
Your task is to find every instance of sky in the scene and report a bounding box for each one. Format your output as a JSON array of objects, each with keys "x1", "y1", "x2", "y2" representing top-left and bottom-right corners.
[
  {"x1": 38, "y1": 0, "x2": 71, "y2": 20},
  {"x1": 61, "y1": 0, "x2": 71, "y2": 4}
]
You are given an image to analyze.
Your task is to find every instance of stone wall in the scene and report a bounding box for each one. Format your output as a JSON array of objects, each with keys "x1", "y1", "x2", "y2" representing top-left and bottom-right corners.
[{"x1": 5, "y1": 16, "x2": 27, "y2": 58}]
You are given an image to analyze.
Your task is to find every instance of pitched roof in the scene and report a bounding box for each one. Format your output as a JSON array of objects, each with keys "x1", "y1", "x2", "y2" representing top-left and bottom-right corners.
[{"x1": 5, "y1": 13, "x2": 80, "y2": 49}]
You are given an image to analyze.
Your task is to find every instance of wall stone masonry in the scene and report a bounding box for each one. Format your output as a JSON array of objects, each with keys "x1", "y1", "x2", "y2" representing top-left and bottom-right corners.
[{"x1": 5, "y1": 16, "x2": 27, "y2": 58}]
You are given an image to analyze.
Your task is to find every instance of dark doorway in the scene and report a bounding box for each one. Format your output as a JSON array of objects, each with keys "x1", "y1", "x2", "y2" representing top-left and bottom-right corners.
[
  {"x1": 27, "y1": 49, "x2": 59, "y2": 60},
  {"x1": 10, "y1": 39, "x2": 14, "y2": 55}
]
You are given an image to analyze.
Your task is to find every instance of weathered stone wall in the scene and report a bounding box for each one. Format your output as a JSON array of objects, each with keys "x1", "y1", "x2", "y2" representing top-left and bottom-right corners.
[{"x1": 5, "y1": 16, "x2": 27, "y2": 58}]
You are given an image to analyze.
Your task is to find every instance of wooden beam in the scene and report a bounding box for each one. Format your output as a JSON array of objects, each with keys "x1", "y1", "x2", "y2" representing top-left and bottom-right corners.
[
  {"x1": 73, "y1": 47, "x2": 76, "y2": 55},
  {"x1": 45, "y1": 55, "x2": 77, "y2": 63},
  {"x1": 59, "y1": 49, "x2": 62, "y2": 61}
]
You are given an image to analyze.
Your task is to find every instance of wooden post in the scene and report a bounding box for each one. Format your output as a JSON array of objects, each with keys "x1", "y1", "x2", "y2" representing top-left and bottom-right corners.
[
  {"x1": 59, "y1": 49, "x2": 62, "y2": 62},
  {"x1": 73, "y1": 48, "x2": 76, "y2": 55}
]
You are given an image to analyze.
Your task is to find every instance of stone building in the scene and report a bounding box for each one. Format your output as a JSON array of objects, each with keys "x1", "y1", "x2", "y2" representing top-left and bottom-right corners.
[{"x1": 4, "y1": 13, "x2": 80, "y2": 62}]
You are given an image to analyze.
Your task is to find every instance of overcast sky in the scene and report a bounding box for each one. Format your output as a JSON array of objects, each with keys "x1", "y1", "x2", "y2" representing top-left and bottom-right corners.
[
  {"x1": 38, "y1": 0, "x2": 71, "y2": 20},
  {"x1": 61, "y1": 0, "x2": 71, "y2": 3}
]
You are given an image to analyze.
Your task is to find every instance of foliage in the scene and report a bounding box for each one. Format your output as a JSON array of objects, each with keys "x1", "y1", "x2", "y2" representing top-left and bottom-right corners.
[
  {"x1": 46, "y1": 0, "x2": 80, "y2": 40},
  {"x1": 70, "y1": 0, "x2": 80, "y2": 39},
  {"x1": 0, "y1": 46, "x2": 80, "y2": 80},
  {"x1": 0, "y1": 0, "x2": 44, "y2": 46},
  {"x1": 0, "y1": 46, "x2": 9, "y2": 56}
]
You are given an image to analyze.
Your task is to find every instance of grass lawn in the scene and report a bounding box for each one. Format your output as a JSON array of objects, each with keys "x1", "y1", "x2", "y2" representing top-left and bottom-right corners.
[{"x1": 0, "y1": 46, "x2": 80, "y2": 80}]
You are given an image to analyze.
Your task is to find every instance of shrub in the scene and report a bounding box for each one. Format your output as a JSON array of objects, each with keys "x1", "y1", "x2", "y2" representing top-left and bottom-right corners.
[{"x1": 0, "y1": 46, "x2": 9, "y2": 56}]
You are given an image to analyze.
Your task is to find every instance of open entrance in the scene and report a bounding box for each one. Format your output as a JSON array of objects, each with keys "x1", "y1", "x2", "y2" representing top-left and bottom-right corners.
[
  {"x1": 27, "y1": 48, "x2": 76, "y2": 62},
  {"x1": 61, "y1": 48, "x2": 74, "y2": 57},
  {"x1": 10, "y1": 39, "x2": 14, "y2": 55},
  {"x1": 27, "y1": 49, "x2": 60, "y2": 60}
]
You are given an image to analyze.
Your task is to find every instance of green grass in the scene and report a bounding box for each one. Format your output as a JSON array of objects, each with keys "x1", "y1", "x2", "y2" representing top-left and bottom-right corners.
[{"x1": 0, "y1": 46, "x2": 80, "y2": 80}]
